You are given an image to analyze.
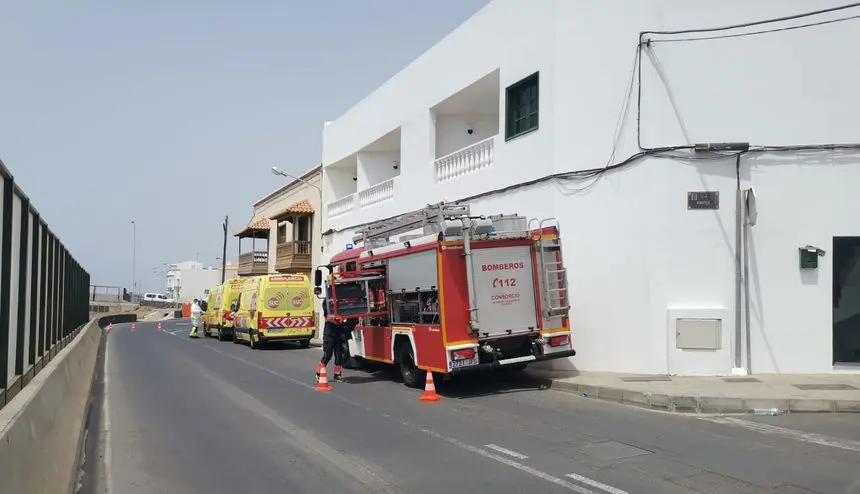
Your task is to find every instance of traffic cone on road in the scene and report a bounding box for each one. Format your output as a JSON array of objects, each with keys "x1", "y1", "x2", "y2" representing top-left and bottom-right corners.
[
  {"x1": 131, "y1": 322, "x2": 136, "y2": 332},
  {"x1": 107, "y1": 323, "x2": 113, "y2": 333},
  {"x1": 156, "y1": 322, "x2": 163, "y2": 332},
  {"x1": 315, "y1": 364, "x2": 333, "y2": 392},
  {"x1": 419, "y1": 371, "x2": 442, "y2": 402}
]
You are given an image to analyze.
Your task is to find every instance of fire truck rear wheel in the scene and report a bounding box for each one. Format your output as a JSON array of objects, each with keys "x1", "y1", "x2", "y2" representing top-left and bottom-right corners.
[{"x1": 397, "y1": 344, "x2": 423, "y2": 389}]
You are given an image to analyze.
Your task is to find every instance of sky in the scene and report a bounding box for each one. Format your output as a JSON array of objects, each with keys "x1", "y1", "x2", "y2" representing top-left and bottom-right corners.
[{"x1": 0, "y1": 0, "x2": 490, "y2": 293}]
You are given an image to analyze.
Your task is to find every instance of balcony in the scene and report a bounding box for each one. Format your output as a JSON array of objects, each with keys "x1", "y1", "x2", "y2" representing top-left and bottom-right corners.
[
  {"x1": 434, "y1": 136, "x2": 495, "y2": 183},
  {"x1": 275, "y1": 240, "x2": 313, "y2": 272},
  {"x1": 358, "y1": 178, "x2": 395, "y2": 208},
  {"x1": 326, "y1": 127, "x2": 401, "y2": 220},
  {"x1": 431, "y1": 69, "x2": 500, "y2": 183},
  {"x1": 238, "y1": 251, "x2": 269, "y2": 276},
  {"x1": 328, "y1": 193, "x2": 355, "y2": 218}
]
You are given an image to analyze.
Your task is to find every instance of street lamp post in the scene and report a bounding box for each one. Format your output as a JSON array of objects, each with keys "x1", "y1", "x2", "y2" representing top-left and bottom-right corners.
[
  {"x1": 271, "y1": 167, "x2": 322, "y2": 205},
  {"x1": 131, "y1": 220, "x2": 136, "y2": 303}
]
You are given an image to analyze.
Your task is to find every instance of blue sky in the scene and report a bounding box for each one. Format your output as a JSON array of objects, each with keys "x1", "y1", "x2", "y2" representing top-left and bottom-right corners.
[{"x1": 0, "y1": 0, "x2": 489, "y2": 293}]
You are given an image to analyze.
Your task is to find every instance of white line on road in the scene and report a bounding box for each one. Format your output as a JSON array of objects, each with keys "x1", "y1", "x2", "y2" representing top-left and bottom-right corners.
[
  {"x1": 698, "y1": 416, "x2": 860, "y2": 453},
  {"x1": 173, "y1": 334, "x2": 627, "y2": 493},
  {"x1": 421, "y1": 428, "x2": 604, "y2": 494},
  {"x1": 484, "y1": 443, "x2": 529, "y2": 459},
  {"x1": 103, "y1": 337, "x2": 115, "y2": 494},
  {"x1": 566, "y1": 473, "x2": 631, "y2": 494}
]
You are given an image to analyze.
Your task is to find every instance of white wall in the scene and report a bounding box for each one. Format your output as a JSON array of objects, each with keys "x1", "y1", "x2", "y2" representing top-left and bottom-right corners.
[
  {"x1": 357, "y1": 150, "x2": 400, "y2": 190},
  {"x1": 321, "y1": 0, "x2": 860, "y2": 374},
  {"x1": 434, "y1": 113, "x2": 498, "y2": 158},
  {"x1": 325, "y1": 164, "x2": 357, "y2": 201}
]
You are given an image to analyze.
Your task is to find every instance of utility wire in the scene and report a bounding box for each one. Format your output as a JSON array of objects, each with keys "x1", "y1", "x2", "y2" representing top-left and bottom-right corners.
[
  {"x1": 641, "y1": 1, "x2": 860, "y2": 36},
  {"x1": 648, "y1": 13, "x2": 860, "y2": 44}
]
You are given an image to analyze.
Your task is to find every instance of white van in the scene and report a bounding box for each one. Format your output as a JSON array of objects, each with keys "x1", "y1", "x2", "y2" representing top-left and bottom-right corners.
[{"x1": 143, "y1": 293, "x2": 173, "y2": 304}]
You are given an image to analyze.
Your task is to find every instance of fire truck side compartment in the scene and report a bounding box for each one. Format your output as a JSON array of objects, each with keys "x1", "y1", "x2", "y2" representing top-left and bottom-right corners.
[{"x1": 470, "y1": 245, "x2": 539, "y2": 338}]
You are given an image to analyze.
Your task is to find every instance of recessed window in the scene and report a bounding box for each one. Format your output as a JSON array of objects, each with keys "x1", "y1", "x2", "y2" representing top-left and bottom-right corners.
[{"x1": 505, "y1": 72, "x2": 539, "y2": 140}]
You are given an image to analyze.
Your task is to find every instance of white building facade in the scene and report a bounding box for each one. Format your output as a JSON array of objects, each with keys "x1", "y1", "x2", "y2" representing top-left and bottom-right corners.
[
  {"x1": 165, "y1": 260, "x2": 225, "y2": 303},
  {"x1": 320, "y1": 0, "x2": 860, "y2": 375}
]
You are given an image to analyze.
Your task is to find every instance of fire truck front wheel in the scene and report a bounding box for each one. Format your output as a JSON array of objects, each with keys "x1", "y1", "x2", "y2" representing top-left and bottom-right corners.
[{"x1": 396, "y1": 343, "x2": 423, "y2": 389}]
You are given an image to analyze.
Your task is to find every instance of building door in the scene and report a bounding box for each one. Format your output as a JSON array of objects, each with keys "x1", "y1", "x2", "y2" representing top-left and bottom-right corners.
[{"x1": 833, "y1": 236, "x2": 860, "y2": 365}]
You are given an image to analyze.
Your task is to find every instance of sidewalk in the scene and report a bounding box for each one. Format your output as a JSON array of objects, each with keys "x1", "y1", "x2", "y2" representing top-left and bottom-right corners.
[{"x1": 530, "y1": 370, "x2": 860, "y2": 414}]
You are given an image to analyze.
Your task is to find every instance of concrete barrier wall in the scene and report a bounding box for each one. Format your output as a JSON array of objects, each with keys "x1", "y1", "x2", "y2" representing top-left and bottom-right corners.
[{"x1": 0, "y1": 317, "x2": 102, "y2": 494}]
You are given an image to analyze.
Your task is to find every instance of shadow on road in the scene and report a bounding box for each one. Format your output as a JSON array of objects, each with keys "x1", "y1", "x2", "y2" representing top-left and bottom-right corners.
[{"x1": 435, "y1": 371, "x2": 554, "y2": 399}]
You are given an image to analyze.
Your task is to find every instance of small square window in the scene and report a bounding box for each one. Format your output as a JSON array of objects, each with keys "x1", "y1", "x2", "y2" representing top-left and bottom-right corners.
[{"x1": 505, "y1": 72, "x2": 539, "y2": 140}]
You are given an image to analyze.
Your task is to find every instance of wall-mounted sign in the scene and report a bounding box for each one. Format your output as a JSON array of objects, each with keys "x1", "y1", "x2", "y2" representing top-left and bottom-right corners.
[
  {"x1": 687, "y1": 191, "x2": 719, "y2": 210},
  {"x1": 345, "y1": 243, "x2": 354, "y2": 250}
]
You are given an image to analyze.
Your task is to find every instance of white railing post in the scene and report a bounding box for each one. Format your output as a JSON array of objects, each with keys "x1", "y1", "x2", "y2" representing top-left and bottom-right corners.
[{"x1": 433, "y1": 135, "x2": 495, "y2": 183}]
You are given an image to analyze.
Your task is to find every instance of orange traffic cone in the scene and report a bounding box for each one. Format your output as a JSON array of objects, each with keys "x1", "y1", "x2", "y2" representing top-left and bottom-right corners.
[
  {"x1": 156, "y1": 322, "x2": 163, "y2": 332},
  {"x1": 131, "y1": 322, "x2": 136, "y2": 332},
  {"x1": 419, "y1": 371, "x2": 442, "y2": 402},
  {"x1": 107, "y1": 323, "x2": 113, "y2": 333},
  {"x1": 315, "y1": 364, "x2": 333, "y2": 392}
]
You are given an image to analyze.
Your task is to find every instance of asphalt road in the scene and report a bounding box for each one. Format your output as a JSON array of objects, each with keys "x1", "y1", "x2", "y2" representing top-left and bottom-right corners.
[{"x1": 79, "y1": 320, "x2": 860, "y2": 494}]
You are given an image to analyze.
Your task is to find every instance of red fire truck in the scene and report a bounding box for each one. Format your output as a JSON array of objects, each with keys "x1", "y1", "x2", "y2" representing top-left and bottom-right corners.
[{"x1": 314, "y1": 203, "x2": 575, "y2": 388}]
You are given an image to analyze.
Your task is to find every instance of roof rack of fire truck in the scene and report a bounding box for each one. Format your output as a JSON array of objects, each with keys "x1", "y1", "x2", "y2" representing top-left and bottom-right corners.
[{"x1": 352, "y1": 201, "x2": 471, "y2": 245}]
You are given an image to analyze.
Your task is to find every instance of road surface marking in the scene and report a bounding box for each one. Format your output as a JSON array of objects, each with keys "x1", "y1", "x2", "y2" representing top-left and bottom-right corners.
[
  {"x1": 103, "y1": 337, "x2": 115, "y2": 494},
  {"x1": 421, "y1": 428, "x2": 602, "y2": 493},
  {"x1": 566, "y1": 473, "x2": 631, "y2": 494},
  {"x1": 698, "y1": 416, "x2": 860, "y2": 453},
  {"x1": 180, "y1": 336, "x2": 625, "y2": 493},
  {"x1": 485, "y1": 443, "x2": 529, "y2": 459}
]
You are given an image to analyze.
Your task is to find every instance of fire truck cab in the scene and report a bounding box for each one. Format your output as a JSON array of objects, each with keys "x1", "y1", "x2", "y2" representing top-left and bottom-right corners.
[{"x1": 315, "y1": 203, "x2": 575, "y2": 388}]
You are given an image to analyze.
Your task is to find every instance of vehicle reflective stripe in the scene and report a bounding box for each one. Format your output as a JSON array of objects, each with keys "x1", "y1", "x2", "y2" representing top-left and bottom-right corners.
[{"x1": 263, "y1": 316, "x2": 314, "y2": 328}]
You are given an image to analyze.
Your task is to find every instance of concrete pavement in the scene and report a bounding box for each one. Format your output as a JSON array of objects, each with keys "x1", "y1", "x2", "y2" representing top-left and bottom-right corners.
[
  {"x1": 80, "y1": 320, "x2": 860, "y2": 494},
  {"x1": 533, "y1": 370, "x2": 860, "y2": 414}
]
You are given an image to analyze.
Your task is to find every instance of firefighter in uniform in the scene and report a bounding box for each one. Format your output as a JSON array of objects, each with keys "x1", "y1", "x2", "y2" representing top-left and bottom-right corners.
[{"x1": 316, "y1": 302, "x2": 356, "y2": 383}]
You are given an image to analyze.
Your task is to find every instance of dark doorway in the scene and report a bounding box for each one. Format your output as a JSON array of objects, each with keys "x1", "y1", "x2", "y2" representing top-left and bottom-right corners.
[{"x1": 833, "y1": 236, "x2": 860, "y2": 365}]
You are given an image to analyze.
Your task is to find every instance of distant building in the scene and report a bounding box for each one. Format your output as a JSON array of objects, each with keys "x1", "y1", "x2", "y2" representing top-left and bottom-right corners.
[
  {"x1": 165, "y1": 261, "x2": 228, "y2": 303},
  {"x1": 236, "y1": 164, "x2": 322, "y2": 278}
]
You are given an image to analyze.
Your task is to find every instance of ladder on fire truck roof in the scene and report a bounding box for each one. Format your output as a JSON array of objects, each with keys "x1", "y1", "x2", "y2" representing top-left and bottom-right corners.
[
  {"x1": 531, "y1": 217, "x2": 571, "y2": 319},
  {"x1": 351, "y1": 201, "x2": 470, "y2": 245}
]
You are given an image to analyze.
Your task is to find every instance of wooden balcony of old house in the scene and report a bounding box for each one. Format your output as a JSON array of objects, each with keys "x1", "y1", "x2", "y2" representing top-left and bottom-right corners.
[
  {"x1": 270, "y1": 199, "x2": 315, "y2": 275},
  {"x1": 235, "y1": 218, "x2": 271, "y2": 277}
]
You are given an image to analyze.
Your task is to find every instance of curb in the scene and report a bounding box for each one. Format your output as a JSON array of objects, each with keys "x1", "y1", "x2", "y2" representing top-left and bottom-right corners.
[
  {"x1": 310, "y1": 338, "x2": 323, "y2": 348},
  {"x1": 547, "y1": 380, "x2": 860, "y2": 414}
]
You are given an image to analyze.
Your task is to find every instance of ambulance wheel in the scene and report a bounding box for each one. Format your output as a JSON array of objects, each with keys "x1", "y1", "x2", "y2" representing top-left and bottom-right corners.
[
  {"x1": 249, "y1": 333, "x2": 259, "y2": 349},
  {"x1": 299, "y1": 339, "x2": 310, "y2": 349},
  {"x1": 397, "y1": 344, "x2": 422, "y2": 388}
]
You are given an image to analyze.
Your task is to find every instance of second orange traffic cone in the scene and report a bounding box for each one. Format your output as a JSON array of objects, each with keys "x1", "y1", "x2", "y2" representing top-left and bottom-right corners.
[
  {"x1": 156, "y1": 322, "x2": 163, "y2": 332},
  {"x1": 419, "y1": 371, "x2": 441, "y2": 402},
  {"x1": 131, "y1": 322, "x2": 136, "y2": 332},
  {"x1": 315, "y1": 364, "x2": 332, "y2": 392}
]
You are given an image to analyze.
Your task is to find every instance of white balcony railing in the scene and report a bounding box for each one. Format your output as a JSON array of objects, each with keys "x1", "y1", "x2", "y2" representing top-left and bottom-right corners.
[
  {"x1": 434, "y1": 135, "x2": 495, "y2": 183},
  {"x1": 327, "y1": 194, "x2": 355, "y2": 218},
  {"x1": 358, "y1": 178, "x2": 395, "y2": 208}
]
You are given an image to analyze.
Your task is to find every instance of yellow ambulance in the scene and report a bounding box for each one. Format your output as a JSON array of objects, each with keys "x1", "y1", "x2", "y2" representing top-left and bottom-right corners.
[
  {"x1": 232, "y1": 274, "x2": 315, "y2": 349},
  {"x1": 203, "y1": 278, "x2": 247, "y2": 341}
]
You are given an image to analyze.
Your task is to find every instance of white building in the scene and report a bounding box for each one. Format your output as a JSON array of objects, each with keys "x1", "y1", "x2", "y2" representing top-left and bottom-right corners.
[
  {"x1": 320, "y1": 0, "x2": 860, "y2": 375},
  {"x1": 165, "y1": 260, "x2": 227, "y2": 303}
]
